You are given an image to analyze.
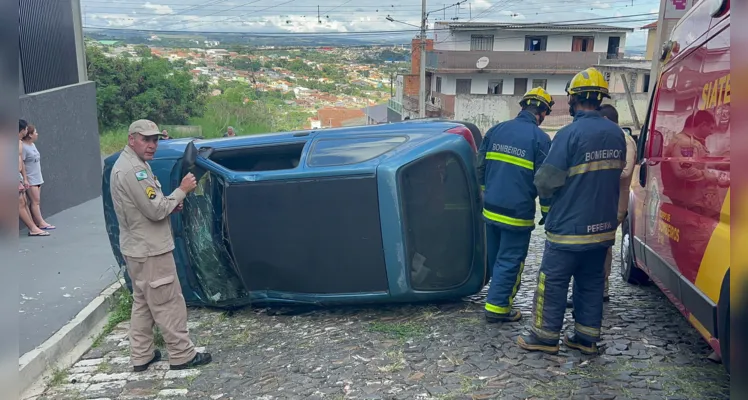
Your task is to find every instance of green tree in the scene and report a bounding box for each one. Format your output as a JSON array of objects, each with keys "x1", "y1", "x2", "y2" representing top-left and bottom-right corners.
[{"x1": 86, "y1": 45, "x2": 209, "y2": 130}]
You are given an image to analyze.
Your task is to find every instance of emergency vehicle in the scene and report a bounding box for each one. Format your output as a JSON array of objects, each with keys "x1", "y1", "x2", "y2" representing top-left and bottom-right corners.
[{"x1": 621, "y1": 0, "x2": 730, "y2": 373}]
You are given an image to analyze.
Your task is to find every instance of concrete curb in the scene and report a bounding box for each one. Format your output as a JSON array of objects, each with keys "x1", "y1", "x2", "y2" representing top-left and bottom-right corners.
[{"x1": 19, "y1": 279, "x2": 125, "y2": 399}]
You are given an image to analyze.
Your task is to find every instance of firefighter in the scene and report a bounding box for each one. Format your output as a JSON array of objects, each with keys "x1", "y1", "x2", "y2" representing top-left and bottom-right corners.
[
  {"x1": 566, "y1": 104, "x2": 638, "y2": 308},
  {"x1": 517, "y1": 67, "x2": 627, "y2": 355},
  {"x1": 477, "y1": 87, "x2": 554, "y2": 323}
]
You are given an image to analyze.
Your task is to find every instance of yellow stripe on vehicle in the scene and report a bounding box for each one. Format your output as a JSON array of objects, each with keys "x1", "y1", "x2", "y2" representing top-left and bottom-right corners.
[
  {"x1": 694, "y1": 188, "x2": 731, "y2": 304},
  {"x1": 546, "y1": 231, "x2": 616, "y2": 245},
  {"x1": 483, "y1": 209, "x2": 535, "y2": 227},
  {"x1": 486, "y1": 152, "x2": 534, "y2": 170},
  {"x1": 568, "y1": 159, "x2": 625, "y2": 177}
]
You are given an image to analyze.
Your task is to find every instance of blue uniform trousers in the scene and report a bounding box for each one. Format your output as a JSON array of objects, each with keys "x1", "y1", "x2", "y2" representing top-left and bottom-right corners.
[
  {"x1": 530, "y1": 240, "x2": 608, "y2": 343},
  {"x1": 485, "y1": 224, "x2": 532, "y2": 314}
]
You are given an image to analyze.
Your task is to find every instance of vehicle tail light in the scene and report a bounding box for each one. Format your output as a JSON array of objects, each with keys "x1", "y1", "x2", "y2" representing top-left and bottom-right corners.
[{"x1": 445, "y1": 126, "x2": 477, "y2": 152}]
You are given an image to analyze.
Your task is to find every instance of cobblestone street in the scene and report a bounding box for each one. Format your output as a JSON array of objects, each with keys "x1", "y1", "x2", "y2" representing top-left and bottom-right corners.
[{"x1": 36, "y1": 228, "x2": 729, "y2": 400}]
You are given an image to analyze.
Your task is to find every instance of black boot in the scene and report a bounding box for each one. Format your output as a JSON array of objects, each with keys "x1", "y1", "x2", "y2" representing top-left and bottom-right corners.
[
  {"x1": 170, "y1": 352, "x2": 213, "y2": 370},
  {"x1": 517, "y1": 332, "x2": 560, "y2": 355},
  {"x1": 563, "y1": 332, "x2": 598, "y2": 355},
  {"x1": 133, "y1": 349, "x2": 161, "y2": 372},
  {"x1": 485, "y1": 309, "x2": 522, "y2": 323}
]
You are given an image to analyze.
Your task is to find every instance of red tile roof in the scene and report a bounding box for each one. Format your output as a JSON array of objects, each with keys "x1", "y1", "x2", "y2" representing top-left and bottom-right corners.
[
  {"x1": 641, "y1": 21, "x2": 657, "y2": 29},
  {"x1": 316, "y1": 107, "x2": 366, "y2": 128}
]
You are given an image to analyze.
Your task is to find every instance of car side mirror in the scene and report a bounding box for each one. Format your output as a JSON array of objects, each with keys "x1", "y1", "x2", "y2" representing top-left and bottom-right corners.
[
  {"x1": 181, "y1": 140, "x2": 197, "y2": 178},
  {"x1": 622, "y1": 127, "x2": 632, "y2": 137}
]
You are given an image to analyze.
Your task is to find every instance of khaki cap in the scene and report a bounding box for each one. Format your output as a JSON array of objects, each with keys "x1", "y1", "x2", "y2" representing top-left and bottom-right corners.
[{"x1": 128, "y1": 119, "x2": 161, "y2": 136}]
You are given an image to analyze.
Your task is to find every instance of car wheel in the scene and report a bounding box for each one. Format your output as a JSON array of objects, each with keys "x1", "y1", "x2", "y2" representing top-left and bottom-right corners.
[
  {"x1": 718, "y1": 270, "x2": 730, "y2": 374},
  {"x1": 620, "y1": 217, "x2": 649, "y2": 285}
]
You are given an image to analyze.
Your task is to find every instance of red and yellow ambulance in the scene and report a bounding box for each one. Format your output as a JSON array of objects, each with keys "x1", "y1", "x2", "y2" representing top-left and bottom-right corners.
[{"x1": 621, "y1": 0, "x2": 730, "y2": 373}]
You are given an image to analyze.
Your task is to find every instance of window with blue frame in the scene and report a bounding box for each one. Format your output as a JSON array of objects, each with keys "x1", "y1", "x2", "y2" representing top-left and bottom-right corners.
[{"x1": 308, "y1": 136, "x2": 408, "y2": 167}]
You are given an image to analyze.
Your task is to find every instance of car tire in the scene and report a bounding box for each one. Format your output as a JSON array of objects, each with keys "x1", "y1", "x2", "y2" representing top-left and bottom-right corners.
[
  {"x1": 718, "y1": 269, "x2": 730, "y2": 374},
  {"x1": 620, "y1": 217, "x2": 649, "y2": 285}
]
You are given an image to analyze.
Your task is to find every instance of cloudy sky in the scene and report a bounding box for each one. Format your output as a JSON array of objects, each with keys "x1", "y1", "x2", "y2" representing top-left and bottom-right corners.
[{"x1": 81, "y1": 0, "x2": 661, "y2": 48}]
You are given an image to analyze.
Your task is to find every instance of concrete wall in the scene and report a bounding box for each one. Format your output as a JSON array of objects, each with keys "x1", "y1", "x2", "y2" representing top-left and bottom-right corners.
[
  {"x1": 435, "y1": 73, "x2": 574, "y2": 96},
  {"x1": 20, "y1": 81, "x2": 102, "y2": 218},
  {"x1": 454, "y1": 92, "x2": 650, "y2": 133},
  {"x1": 433, "y1": 28, "x2": 626, "y2": 54}
]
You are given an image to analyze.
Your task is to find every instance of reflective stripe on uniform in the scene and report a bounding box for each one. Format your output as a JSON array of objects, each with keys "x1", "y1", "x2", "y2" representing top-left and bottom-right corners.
[
  {"x1": 534, "y1": 271, "x2": 546, "y2": 329},
  {"x1": 486, "y1": 152, "x2": 534, "y2": 170},
  {"x1": 485, "y1": 302, "x2": 512, "y2": 314},
  {"x1": 546, "y1": 230, "x2": 616, "y2": 245},
  {"x1": 574, "y1": 322, "x2": 601, "y2": 338},
  {"x1": 483, "y1": 209, "x2": 535, "y2": 227},
  {"x1": 540, "y1": 205, "x2": 550, "y2": 213},
  {"x1": 568, "y1": 159, "x2": 625, "y2": 177},
  {"x1": 509, "y1": 261, "x2": 525, "y2": 306},
  {"x1": 480, "y1": 185, "x2": 486, "y2": 191}
]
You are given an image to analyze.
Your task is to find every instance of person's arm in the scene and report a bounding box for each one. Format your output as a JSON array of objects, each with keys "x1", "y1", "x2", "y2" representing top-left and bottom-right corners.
[
  {"x1": 476, "y1": 127, "x2": 493, "y2": 192},
  {"x1": 620, "y1": 134, "x2": 637, "y2": 181},
  {"x1": 535, "y1": 131, "x2": 553, "y2": 222},
  {"x1": 534, "y1": 128, "x2": 572, "y2": 199},
  {"x1": 19, "y1": 141, "x2": 28, "y2": 186},
  {"x1": 121, "y1": 168, "x2": 187, "y2": 222}
]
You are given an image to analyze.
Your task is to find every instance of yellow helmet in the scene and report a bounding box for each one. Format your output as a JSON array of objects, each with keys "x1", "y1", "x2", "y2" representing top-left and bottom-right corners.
[
  {"x1": 520, "y1": 87, "x2": 555, "y2": 114},
  {"x1": 565, "y1": 67, "x2": 611, "y2": 100}
]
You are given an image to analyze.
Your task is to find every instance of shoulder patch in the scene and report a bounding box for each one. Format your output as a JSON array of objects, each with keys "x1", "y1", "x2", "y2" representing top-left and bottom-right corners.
[
  {"x1": 145, "y1": 186, "x2": 157, "y2": 200},
  {"x1": 135, "y1": 170, "x2": 148, "y2": 181}
]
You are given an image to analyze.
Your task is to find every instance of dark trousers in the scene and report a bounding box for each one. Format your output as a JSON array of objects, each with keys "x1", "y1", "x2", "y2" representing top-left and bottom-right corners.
[
  {"x1": 485, "y1": 224, "x2": 532, "y2": 314},
  {"x1": 530, "y1": 240, "x2": 608, "y2": 343}
]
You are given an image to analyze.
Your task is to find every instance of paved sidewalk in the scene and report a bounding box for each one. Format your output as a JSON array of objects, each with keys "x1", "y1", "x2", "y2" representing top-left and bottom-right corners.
[
  {"x1": 19, "y1": 196, "x2": 120, "y2": 356},
  {"x1": 34, "y1": 228, "x2": 729, "y2": 400}
]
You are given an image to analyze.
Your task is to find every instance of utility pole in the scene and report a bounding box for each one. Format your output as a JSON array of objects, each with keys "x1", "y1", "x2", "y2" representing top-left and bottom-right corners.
[
  {"x1": 648, "y1": 0, "x2": 667, "y2": 93},
  {"x1": 419, "y1": 0, "x2": 427, "y2": 118}
]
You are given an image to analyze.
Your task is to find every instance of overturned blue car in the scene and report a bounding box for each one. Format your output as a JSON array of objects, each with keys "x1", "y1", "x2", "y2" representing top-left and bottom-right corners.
[{"x1": 102, "y1": 121, "x2": 487, "y2": 308}]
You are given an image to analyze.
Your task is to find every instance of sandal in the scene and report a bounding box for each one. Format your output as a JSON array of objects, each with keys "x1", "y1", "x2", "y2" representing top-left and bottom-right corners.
[
  {"x1": 28, "y1": 231, "x2": 50, "y2": 237},
  {"x1": 40, "y1": 225, "x2": 55, "y2": 230}
]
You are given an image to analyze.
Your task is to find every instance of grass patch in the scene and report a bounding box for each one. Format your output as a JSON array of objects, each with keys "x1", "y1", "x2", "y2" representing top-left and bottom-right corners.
[
  {"x1": 48, "y1": 367, "x2": 69, "y2": 387},
  {"x1": 91, "y1": 286, "x2": 133, "y2": 348},
  {"x1": 95, "y1": 360, "x2": 112, "y2": 374},
  {"x1": 154, "y1": 327, "x2": 166, "y2": 348},
  {"x1": 99, "y1": 128, "x2": 128, "y2": 156},
  {"x1": 368, "y1": 321, "x2": 428, "y2": 342}
]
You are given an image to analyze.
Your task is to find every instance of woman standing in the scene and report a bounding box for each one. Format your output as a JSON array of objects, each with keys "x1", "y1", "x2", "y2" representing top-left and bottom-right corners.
[{"x1": 22, "y1": 125, "x2": 55, "y2": 230}]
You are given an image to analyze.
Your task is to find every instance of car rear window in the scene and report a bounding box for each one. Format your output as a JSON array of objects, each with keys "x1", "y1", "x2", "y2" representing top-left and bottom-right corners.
[{"x1": 308, "y1": 136, "x2": 407, "y2": 167}]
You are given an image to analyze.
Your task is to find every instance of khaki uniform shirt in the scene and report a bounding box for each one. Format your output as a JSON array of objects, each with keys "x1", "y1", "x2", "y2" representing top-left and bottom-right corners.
[
  {"x1": 618, "y1": 132, "x2": 637, "y2": 221},
  {"x1": 111, "y1": 145, "x2": 186, "y2": 258}
]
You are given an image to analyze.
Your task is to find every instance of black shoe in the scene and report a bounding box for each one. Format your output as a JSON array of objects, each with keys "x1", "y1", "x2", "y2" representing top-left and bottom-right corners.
[
  {"x1": 603, "y1": 295, "x2": 610, "y2": 302},
  {"x1": 485, "y1": 309, "x2": 522, "y2": 323},
  {"x1": 170, "y1": 352, "x2": 213, "y2": 370},
  {"x1": 133, "y1": 349, "x2": 161, "y2": 372},
  {"x1": 517, "y1": 333, "x2": 560, "y2": 355},
  {"x1": 563, "y1": 332, "x2": 598, "y2": 355}
]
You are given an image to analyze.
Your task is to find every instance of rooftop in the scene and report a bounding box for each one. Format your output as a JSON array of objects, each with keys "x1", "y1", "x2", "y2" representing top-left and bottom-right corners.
[{"x1": 434, "y1": 21, "x2": 634, "y2": 32}]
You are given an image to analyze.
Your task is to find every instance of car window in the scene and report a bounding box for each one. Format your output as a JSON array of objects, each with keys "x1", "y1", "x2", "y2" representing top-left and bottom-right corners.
[{"x1": 308, "y1": 136, "x2": 407, "y2": 167}]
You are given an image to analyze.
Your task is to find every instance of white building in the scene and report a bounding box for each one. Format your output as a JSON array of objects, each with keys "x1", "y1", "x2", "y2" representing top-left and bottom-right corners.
[{"x1": 428, "y1": 22, "x2": 634, "y2": 97}]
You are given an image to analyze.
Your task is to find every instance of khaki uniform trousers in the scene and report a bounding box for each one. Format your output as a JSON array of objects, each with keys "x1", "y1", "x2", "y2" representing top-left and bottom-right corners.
[{"x1": 125, "y1": 251, "x2": 196, "y2": 366}]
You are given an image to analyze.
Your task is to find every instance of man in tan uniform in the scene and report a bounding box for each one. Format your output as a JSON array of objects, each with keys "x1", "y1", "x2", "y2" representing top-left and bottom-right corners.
[
  {"x1": 111, "y1": 119, "x2": 212, "y2": 371},
  {"x1": 567, "y1": 104, "x2": 637, "y2": 307}
]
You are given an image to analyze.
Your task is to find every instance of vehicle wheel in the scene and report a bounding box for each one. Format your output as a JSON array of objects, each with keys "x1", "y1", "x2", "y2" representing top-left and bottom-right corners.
[
  {"x1": 718, "y1": 270, "x2": 730, "y2": 374},
  {"x1": 620, "y1": 217, "x2": 649, "y2": 285}
]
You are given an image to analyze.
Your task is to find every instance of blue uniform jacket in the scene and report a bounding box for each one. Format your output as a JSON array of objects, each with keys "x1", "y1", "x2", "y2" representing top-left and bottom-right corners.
[
  {"x1": 477, "y1": 110, "x2": 552, "y2": 231},
  {"x1": 534, "y1": 110, "x2": 627, "y2": 251}
]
